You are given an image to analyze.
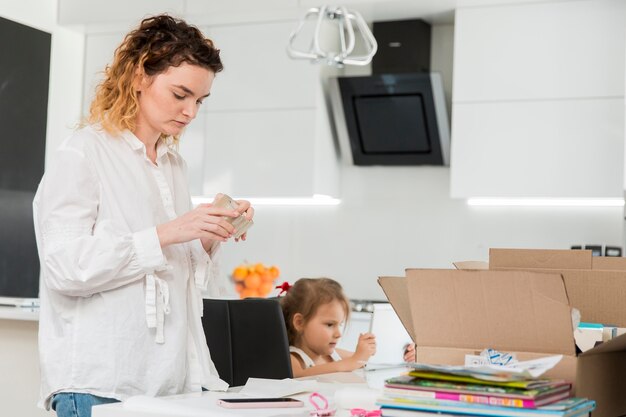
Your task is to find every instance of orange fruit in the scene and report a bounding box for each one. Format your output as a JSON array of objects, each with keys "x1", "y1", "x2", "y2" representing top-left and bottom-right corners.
[
  {"x1": 254, "y1": 263, "x2": 266, "y2": 274},
  {"x1": 245, "y1": 272, "x2": 261, "y2": 289},
  {"x1": 260, "y1": 270, "x2": 273, "y2": 282},
  {"x1": 232, "y1": 266, "x2": 248, "y2": 281},
  {"x1": 240, "y1": 288, "x2": 259, "y2": 299},
  {"x1": 259, "y1": 282, "x2": 273, "y2": 296},
  {"x1": 269, "y1": 266, "x2": 280, "y2": 279},
  {"x1": 234, "y1": 282, "x2": 244, "y2": 293}
]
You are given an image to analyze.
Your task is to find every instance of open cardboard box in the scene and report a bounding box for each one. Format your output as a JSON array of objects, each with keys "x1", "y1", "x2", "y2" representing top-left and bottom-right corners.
[{"x1": 378, "y1": 249, "x2": 626, "y2": 417}]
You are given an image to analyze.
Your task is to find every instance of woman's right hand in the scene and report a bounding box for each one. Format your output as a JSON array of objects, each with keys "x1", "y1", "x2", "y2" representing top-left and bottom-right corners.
[{"x1": 156, "y1": 204, "x2": 240, "y2": 248}]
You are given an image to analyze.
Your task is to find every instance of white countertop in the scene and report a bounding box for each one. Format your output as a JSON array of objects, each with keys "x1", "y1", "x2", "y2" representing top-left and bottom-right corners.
[
  {"x1": 0, "y1": 306, "x2": 371, "y2": 324},
  {"x1": 0, "y1": 305, "x2": 39, "y2": 321}
]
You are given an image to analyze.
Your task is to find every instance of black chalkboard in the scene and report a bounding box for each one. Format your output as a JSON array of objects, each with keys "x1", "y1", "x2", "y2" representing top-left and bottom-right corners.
[
  {"x1": 0, "y1": 190, "x2": 39, "y2": 298},
  {"x1": 0, "y1": 16, "x2": 51, "y2": 300}
]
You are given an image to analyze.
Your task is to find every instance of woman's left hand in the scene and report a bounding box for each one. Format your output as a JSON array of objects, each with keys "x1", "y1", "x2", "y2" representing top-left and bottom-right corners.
[{"x1": 403, "y1": 343, "x2": 416, "y2": 363}]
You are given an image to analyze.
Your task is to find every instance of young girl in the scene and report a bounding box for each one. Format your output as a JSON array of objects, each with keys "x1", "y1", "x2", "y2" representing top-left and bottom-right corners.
[{"x1": 280, "y1": 278, "x2": 378, "y2": 377}]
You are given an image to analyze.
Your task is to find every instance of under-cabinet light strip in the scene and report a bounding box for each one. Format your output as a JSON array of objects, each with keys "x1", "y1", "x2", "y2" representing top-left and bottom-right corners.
[{"x1": 467, "y1": 198, "x2": 625, "y2": 207}]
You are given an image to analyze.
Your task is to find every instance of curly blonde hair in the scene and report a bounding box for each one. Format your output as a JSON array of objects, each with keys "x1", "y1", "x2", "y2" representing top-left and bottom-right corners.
[
  {"x1": 88, "y1": 14, "x2": 223, "y2": 144},
  {"x1": 280, "y1": 278, "x2": 351, "y2": 346}
]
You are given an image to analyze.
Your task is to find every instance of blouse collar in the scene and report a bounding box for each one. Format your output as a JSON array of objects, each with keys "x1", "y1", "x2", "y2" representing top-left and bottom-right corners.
[{"x1": 121, "y1": 130, "x2": 174, "y2": 161}]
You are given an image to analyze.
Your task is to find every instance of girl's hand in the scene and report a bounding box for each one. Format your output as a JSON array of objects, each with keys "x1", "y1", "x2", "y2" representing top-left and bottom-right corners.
[
  {"x1": 352, "y1": 332, "x2": 377, "y2": 365},
  {"x1": 157, "y1": 203, "x2": 239, "y2": 248},
  {"x1": 403, "y1": 343, "x2": 416, "y2": 363}
]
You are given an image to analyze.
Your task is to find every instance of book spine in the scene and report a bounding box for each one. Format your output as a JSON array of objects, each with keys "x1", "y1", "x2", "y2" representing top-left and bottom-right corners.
[
  {"x1": 440, "y1": 392, "x2": 535, "y2": 408},
  {"x1": 385, "y1": 383, "x2": 538, "y2": 399},
  {"x1": 388, "y1": 391, "x2": 536, "y2": 408}
]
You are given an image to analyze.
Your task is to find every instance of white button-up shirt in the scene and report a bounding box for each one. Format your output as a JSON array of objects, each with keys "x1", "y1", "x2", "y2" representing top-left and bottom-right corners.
[{"x1": 33, "y1": 125, "x2": 229, "y2": 409}]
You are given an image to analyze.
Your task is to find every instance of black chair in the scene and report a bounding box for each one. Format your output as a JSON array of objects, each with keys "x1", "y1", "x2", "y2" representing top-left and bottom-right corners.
[{"x1": 201, "y1": 298, "x2": 293, "y2": 387}]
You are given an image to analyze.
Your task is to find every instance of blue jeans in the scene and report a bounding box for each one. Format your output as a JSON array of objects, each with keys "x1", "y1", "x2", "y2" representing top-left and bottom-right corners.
[{"x1": 51, "y1": 393, "x2": 120, "y2": 417}]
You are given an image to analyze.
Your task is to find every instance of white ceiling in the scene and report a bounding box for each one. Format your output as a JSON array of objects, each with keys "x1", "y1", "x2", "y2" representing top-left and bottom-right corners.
[{"x1": 58, "y1": 0, "x2": 458, "y2": 32}]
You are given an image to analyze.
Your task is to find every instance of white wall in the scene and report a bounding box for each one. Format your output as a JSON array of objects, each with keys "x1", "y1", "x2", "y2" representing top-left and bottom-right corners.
[{"x1": 218, "y1": 168, "x2": 623, "y2": 299}]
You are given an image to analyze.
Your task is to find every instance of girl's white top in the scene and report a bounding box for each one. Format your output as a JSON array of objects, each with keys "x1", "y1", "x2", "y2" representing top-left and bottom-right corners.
[
  {"x1": 33, "y1": 125, "x2": 229, "y2": 409},
  {"x1": 289, "y1": 346, "x2": 342, "y2": 368}
]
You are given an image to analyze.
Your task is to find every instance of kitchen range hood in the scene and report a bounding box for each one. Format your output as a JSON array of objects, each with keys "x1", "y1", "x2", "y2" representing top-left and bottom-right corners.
[{"x1": 329, "y1": 72, "x2": 450, "y2": 166}]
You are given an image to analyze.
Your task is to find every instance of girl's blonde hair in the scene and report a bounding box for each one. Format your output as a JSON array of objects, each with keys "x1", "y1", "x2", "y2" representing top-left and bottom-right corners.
[
  {"x1": 88, "y1": 14, "x2": 223, "y2": 144},
  {"x1": 280, "y1": 278, "x2": 351, "y2": 345}
]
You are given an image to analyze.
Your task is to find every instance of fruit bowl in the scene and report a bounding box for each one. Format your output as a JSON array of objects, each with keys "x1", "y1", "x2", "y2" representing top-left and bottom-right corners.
[{"x1": 231, "y1": 262, "x2": 280, "y2": 298}]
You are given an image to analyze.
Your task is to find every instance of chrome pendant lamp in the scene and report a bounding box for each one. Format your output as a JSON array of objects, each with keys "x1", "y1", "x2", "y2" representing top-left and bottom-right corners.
[{"x1": 287, "y1": 5, "x2": 377, "y2": 67}]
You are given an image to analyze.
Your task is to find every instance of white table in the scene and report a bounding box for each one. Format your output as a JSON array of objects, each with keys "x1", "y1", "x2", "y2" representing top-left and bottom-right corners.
[{"x1": 93, "y1": 368, "x2": 409, "y2": 417}]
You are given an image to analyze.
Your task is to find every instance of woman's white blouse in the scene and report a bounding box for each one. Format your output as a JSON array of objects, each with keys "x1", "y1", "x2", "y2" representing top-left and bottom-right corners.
[{"x1": 33, "y1": 125, "x2": 229, "y2": 409}]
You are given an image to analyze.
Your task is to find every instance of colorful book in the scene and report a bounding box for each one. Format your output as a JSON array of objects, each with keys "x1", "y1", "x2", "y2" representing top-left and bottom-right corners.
[
  {"x1": 539, "y1": 398, "x2": 590, "y2": 411},
  {"x1": 382, "y1": 410, "x2": 470, "y2": 417},
  {"x1": 377, "y1": 397, "x2": 595, "y2": 417},
  {"x1": 386, "y1": 375, "x2": 571, "y2": 399},
  {"x1": 381, "y1": 407, "x2": 592, "y2": 417},
  {"x1": 407, "y1": 370, "x2": 561, "y2": 389},
  {"x1": 383, "y1": 386, "x2": 571, "y2": 408}
]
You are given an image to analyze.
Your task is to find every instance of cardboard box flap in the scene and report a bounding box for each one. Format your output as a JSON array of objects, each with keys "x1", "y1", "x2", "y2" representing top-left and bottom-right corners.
[
  {"x1": 453, "y1": 261, "x2": 489, "y2": 270},
  {"x1": 490, "y1": 248, "x2": 593, "y2": 270},
  {"x1": 490, "y1": 269, "x2": 626, "y2": 328},
  {"x1": 580, "y1": 333, "x2": 626, "y2": 356},
  {"x1": 559, "y1": 270, "x2": 626, "y2": 327},
  {"x1": 404, "y1": 269, "x2": 575, "y2": 356},
  {"x1": 377, "y1": 276, "x2": 416, "y2": 343},
  {"x1": 592, "y1": 256, "x2": 626, "y2": 271}
]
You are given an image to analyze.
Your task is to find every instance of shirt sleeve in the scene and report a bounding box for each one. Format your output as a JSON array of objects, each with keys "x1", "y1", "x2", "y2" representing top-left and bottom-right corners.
[
  {"x1": 190, "y1": 238, "x2": 235, "y2": 299},
  {"x1": 37, "y1": 144, "x2": 167, "y2": 297}
]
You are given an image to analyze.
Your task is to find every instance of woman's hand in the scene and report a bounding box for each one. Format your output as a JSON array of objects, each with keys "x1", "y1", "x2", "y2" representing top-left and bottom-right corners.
[
  {"x1": 234, "y1": 198, "x2": 254, "y2": 242},
  {"x1": 157, "y1": 203, "x2": 239, "y2": 248},
  {"x1": 403, "y1": 343, "x2": 416, "y2": 363},
  {"x1": 197, "y1": 195, "x2": 254, "y2": 250}
]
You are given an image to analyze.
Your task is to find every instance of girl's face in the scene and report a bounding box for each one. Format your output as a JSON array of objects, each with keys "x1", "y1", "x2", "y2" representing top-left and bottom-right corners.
[
  {"x1": 298, "y1": 300, "x2": 346, "y2": 357},
  {"x1": 134, "y1": 62, "x2": 214, "y2": 142}
]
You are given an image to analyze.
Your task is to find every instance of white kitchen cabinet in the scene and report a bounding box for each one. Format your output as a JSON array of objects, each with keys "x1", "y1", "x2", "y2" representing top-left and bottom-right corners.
[
  {"x1": 200, "y1": 108, "x2": 317, "y2": 197},
  {"x1": 453, "y1": 0, "x2": 625, "y2": 102},
  {"x1": 196, "y1": 20, "x2": 338, "y2": 198},
  {"x1": 186, "y1": 0, "x2": 300, "y2": 25},
  {"x1": 450, "y1": 99, "x2": 624, "y2": 198},
  {"x1": 202, "y1": 21, "x2": 319, "y2": 112},
  {"x1": 450, "y1": 0, "x2": 626, "y2": 199},
  {"x1": 60, "y1": 0, "x2": 301, "y2": 26},
  {"x1": 59, "y1": 0, "x2": 182, "y2": 25}
]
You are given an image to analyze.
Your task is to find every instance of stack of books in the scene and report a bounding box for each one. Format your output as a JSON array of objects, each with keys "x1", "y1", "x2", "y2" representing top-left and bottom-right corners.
[{"x1": 377, "y1": 370, "x2": 595, "y2": 417}]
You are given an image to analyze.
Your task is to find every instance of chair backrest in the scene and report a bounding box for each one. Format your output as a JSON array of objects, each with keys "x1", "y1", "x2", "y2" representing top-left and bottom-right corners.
[{"x1": 202, "y1": 297, "x2": 293, "y2": 387}]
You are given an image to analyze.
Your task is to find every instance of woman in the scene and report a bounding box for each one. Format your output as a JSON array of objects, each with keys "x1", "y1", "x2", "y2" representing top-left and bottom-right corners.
[{"x1": 33, "y1": 14, "x2": 252, "y2": 417}]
